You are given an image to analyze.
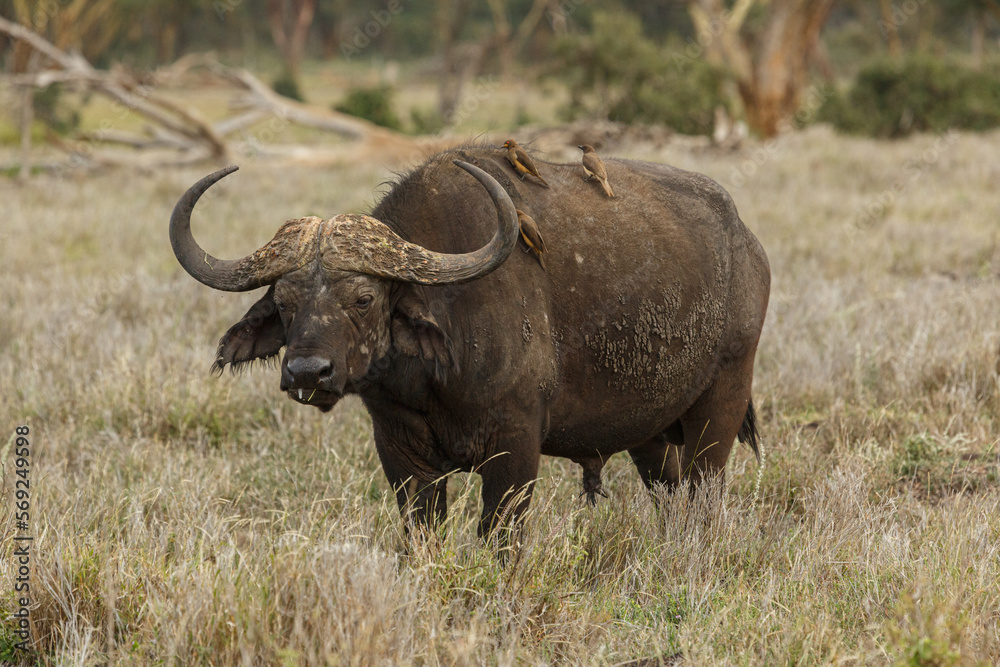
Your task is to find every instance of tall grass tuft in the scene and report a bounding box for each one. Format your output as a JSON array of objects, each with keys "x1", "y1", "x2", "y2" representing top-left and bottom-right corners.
[{"x1": 2, "y1": 131, "x2": 999, "y2": 664}]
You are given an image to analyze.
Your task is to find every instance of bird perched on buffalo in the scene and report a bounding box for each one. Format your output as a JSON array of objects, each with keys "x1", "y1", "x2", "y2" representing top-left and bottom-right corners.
[
  {"x1": 503, "y1": 139, "x2": 549, "y2": 188},
  {"x1": 578, "y1": 144, "x2": 614, "y2": 198},
  {"x1": 516, "y1": 209, "x2": 547, "y2": 270}
]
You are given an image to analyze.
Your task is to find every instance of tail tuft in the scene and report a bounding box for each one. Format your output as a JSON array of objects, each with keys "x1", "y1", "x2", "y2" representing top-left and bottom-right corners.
[{"x1": 737, "y1": 397, "x2": 761, "y2": 463}]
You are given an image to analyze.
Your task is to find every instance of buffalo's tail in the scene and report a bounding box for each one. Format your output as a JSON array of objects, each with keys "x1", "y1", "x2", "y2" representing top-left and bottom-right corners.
[{"x1": 737, "y1": 397, "x2": 761, "y2": 463}]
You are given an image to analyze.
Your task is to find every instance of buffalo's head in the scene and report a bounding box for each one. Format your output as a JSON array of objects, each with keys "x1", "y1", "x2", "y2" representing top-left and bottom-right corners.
[{"x1": 170, "y1": 161, "x2": 518, "y2": 412}]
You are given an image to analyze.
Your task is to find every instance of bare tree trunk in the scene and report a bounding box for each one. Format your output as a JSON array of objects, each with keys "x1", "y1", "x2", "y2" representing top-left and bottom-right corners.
[
  {"x1": 287, "y1": 0, "x2": 316, "y2": 77},
  {"x1": 688, "y1": 0, "x2": 832, "y2": 136},
  {"x1": 743, "y1": 0, "x2": 834, "y2": 136},
  {"x1": 972, "y1": 7, "x2": 986, "y2": 70},
  {"x1": 16, "y1": 48, "x2": 39, "y2": 180},
  {"x1": 811, "y1": 36, "x2": 835, "y2": 82},
  {"x1": 18, "y1": 83, "x2": 33, "y2": 181},
  {"x1": 880, "y1": 0, "x2": 902, "y2": 59},
  {"x1": 268, "y1": 0, "x2": 289, "y2": 62},
  {"x1": 436, "y1": 0, "x2": 473, "y2": 122},
  {"x1": 268, "y1": 0, "x2": 316, "y2": 78},
  {"x1": 510, "y1": 0, "x2": 554, "y2": 59},
  {"x1": 486, "y1": 0, "x2": 512, "y2": 77},
  {"x1": 688, "y1": 0, "x2": 755, "y2": 78},
  {"x1": 318, "y1": 0, "x2": 348, "y2": 60},
  {"x1": 158, "y1": 22, "x2": 178, "y2": 63},
  {"x1": 436, "y1": 0, "x2": 549, "y2": 121},
  {"x1": 689, "y1": 0, "x2": 829, "y2": 137}
]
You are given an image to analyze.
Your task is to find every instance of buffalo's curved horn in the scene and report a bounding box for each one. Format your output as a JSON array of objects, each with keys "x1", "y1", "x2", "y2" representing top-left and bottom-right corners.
[
  {"x1": 172, "y1": 160, "x2": 519, "y2": 291},
  {"x1": 170, "y1": 166, "x2": 318, "y2": 292},
  {"x1": 324, "y1": 160, "x2": 519, "y2": 285}
]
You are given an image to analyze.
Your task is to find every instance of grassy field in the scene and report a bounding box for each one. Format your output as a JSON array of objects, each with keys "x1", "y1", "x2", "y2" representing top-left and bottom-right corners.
[{"x1": 1, "y1": 114, "x2": 1000, "y2": 665}]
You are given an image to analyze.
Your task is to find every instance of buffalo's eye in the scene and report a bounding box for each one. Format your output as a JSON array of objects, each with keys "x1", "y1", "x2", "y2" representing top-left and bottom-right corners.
[
  {"x1": 275, "y1": 302, "x2": 287, "y2": 314},
  {"x1": 355, "y1": 295, "x2": 373, "y2": 308}
]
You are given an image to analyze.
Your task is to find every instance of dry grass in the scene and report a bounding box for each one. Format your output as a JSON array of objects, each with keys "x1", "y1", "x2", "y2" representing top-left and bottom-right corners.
[{"x1": 2, "y1": 124, "x2": 1000, "y2": 665}]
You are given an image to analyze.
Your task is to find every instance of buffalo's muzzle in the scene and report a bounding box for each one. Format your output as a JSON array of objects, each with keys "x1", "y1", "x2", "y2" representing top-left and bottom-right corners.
[
  {"x1": 283, "y1": 355, "x2": 334, "y2": 386},
  {"x1": 281, "y1": 355, "x2": 342, "y2": 410}
]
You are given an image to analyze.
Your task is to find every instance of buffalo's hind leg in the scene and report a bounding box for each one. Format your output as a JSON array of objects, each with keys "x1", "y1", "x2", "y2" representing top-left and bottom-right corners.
[
  {"x1": 628, "y1": 420, "x2": 683, "y2": 494},
  {"x1": 678, "y1": 351, "x2": 758, "y2": 490}
]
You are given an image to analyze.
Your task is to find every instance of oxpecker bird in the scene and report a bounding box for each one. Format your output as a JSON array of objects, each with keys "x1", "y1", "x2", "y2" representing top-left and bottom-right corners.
[
  {"x1": 503, "y1": 139, "x2": 549, "y2": 188},
  {"x1": 516, "y1": 209, "x2": 547, "y2": 270},
  {"x1": 579, "y1": 144, "x2": 614, "y2": 197}
]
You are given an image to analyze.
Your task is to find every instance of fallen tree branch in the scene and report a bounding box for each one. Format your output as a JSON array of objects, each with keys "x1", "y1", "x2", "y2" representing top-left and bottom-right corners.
[
  {"x1": 0, "y1": 16, "x2": 81, "y2": 70},
  {"x1": 0, "y1": 17, "x2": 453, "y2": 170},
  {"x1": 0, "y1": 16, "x2": 228, "y2": 162},
  {"x1": 45, "y1": 130, "x2": 213, "y2": 171},
  {"x1": 214, "y1": 109, "x2": 271, "y2": 136},
  {"x1": 214, "y1": 65, "x2": 379, "y2": 140},
  {"x1": 75, "y1": 129, "x2": 188, "y2": 149}
]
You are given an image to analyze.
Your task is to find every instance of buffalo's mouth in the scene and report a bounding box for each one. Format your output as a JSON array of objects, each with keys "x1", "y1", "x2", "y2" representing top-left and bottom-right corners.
[{"x1": 287, "y1": 387, "x2": 341, "y2": 412}]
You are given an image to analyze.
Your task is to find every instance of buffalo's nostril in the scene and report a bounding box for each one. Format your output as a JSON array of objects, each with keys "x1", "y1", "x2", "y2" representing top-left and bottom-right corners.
[
  {"x1": 284, "y1": 355, "x2": 335, "y2": 389},
  {"x1": 313, "y1": 360, "x2": 334, "y2": 384}
]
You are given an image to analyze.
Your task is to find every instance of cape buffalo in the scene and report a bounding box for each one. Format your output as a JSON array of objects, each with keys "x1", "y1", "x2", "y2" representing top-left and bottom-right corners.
[{"x1": 169, "y1": 148, "x2": 770, "y2": 538}]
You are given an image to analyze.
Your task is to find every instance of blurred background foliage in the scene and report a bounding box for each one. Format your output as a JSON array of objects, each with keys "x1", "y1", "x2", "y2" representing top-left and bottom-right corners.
[
  {"x1": 334, "y1": 83, "x2": 403, "y2": 130},
  {"x1": 817, "y1": 53, "x2": 1000, "y2": 137},
  {"x1": 2, "y1": 0, "x2": 1000, "y2": 138},
  {"x1": 552, "y1": 11, "x2": 728, "y2": 136}
]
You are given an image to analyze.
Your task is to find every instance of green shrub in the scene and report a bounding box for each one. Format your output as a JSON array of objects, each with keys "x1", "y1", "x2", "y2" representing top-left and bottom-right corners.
[
  {"x1": 33, "y1": 83, "x2": 81, "y2": 135},
  {"x1": 271, "y1": 70, "x2": 305, "y2": 102},
  {"x1": 334, "y1": 84, "x2": 402, "y2": 131},
  {"x1": 819, "y1": 54, "x2": 1000, "y2": 137},
  {"x1": 0, "y1": 117, "x2": 47, "y2": 147},
  {"x1": 608, "y1": 56, "x2": 727, "y2": 136},
  {"x1": 552, "y1": 10, "x2": 728, "y2": 136},
  {"x1": 408, "y1": 106, "x2": 445, "y2": 135},
  {"x1": 0, "y1": 84, "x2": 79, "y2": 148}
]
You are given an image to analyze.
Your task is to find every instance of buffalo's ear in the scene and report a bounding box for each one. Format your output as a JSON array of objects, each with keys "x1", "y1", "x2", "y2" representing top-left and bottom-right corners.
[
  {"x1": 391, "y1": 292, "x2": 458, "y2": 383},
  {"x1": 213, "y1": 286, "x2": 286, "y2": 374}
]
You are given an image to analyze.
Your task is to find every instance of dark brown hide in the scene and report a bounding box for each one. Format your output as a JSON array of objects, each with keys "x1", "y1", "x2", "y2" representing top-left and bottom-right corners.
[
  {"x1": 174, "y1": 147, "x2": 770, "y2": 541},
  {"x1": 365, "y1": 149, "x2": 769, "y2": 536}
]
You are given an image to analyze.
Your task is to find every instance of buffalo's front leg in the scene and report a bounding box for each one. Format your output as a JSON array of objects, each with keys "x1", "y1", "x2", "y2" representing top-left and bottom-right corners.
[
  {"x1": 372, "y1": 429, "x2": 449, "y2": 532},
  {"x1": 477, "y1": 439, "x2": 540, "y2": 546},
  {"x1": 392, "y1": 475, "x2": 448, "y2": 530}
]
